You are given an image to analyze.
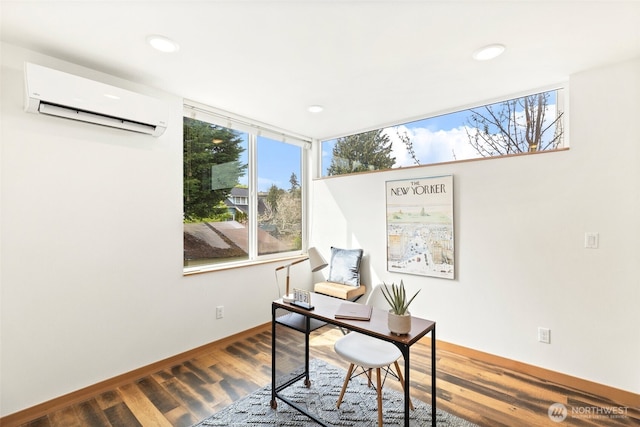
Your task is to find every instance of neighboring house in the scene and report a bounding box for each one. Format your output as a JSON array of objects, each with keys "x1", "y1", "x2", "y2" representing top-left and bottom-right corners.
[{"x1": 225, "y1": 187, "x2": 268, "y2": 220}]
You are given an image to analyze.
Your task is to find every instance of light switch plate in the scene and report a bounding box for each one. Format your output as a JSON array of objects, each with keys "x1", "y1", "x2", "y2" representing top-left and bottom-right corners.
[
  {"x1": 538, "y1": 327, "x2": 551, "y2": 344},
  {"x1": 584, "y1": 232, "x2": 599, "y2": 249}
]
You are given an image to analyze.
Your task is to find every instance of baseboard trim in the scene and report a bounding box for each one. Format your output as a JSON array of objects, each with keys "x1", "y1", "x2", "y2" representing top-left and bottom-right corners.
[
  {"x1": 2, "y1": 324, "x2": 638, "y2": 426},
  {"x1": 437, "y1": 341, "x2": 639, "y2": 409},
  {"x1": 0, "y1": 323, "x2": 270, "y2": 427}
]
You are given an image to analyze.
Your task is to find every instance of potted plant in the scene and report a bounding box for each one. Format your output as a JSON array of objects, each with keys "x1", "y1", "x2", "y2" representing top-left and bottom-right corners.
[{"x1": 380, "y1": 280, "x2": 420, "y2": 335}]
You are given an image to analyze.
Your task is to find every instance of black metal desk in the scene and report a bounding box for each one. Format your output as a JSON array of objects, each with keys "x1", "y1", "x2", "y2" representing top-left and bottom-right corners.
[{"x1": 271, "y1": 292, "x2": 436, "y2": 427}]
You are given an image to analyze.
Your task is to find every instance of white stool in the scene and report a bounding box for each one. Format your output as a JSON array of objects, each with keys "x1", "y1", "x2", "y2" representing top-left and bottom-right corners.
[{"x1": 334, "y1": 331, "x2": 414, "y2": 426}]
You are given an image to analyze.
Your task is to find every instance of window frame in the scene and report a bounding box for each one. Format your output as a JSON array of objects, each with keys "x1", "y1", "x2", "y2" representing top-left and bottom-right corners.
[{"x1": 183, "y1": 100, "x2": 312, "y2": 274}]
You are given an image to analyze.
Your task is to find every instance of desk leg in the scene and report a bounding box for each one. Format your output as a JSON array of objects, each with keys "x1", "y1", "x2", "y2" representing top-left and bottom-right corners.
[
  {"x1": 270, "y1": 305, "x2": 277, "y2": 409},
  {"x1": 431, "y1": 325, "x2": 436, "y2": 427},
  {"x1": 403, "y1": 345, "x2": 410, "y2": 427},
  {"x1": 304, "y1": 315, "x2": 311, "y2": 387}
]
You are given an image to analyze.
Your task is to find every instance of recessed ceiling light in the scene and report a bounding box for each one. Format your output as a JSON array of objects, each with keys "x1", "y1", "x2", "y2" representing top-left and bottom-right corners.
[
  {"x1": 308, "y1": 105, "x2": 324, "y2": 113},
  {"x1": 146, "y1": 35, "x2": 180, "y2": 53},
  {"x1": 472, "y1": 44, "x2": 505, "y2": 61}
]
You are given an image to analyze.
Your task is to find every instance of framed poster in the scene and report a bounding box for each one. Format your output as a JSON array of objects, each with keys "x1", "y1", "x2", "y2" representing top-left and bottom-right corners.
[{"x1": 386, "y1": 175, "x2": 454, "y2": 279}]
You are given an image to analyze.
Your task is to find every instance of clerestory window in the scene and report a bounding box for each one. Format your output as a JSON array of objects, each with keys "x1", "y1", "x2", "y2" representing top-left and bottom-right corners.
[{"x1": 322, "y1": 88, "x2": 565, "y2": 176}]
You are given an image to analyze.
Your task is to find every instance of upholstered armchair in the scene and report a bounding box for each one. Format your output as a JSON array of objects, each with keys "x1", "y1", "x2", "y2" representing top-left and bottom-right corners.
[{"x1": 313, "y1": 247, "x2": 366, "y2": 301}]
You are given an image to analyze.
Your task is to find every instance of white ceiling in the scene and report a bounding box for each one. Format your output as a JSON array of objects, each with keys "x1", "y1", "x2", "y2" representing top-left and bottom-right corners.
[{"x1": 2, "y1": 1, "x2": 640, "y2": 140}]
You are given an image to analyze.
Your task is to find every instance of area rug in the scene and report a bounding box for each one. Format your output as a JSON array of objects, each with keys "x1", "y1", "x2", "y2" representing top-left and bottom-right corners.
[{"x1": 193, "y1": 359, "x2": 478, "y2": 426}]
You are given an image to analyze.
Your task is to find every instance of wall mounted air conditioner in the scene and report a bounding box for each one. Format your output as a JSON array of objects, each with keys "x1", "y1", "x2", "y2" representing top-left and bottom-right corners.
[{"x1": 24, "y1": 62, "x2": 168, "y2": 137}]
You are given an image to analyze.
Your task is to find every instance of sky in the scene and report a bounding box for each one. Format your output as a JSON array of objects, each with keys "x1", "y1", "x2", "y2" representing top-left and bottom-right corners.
[{"x1": 237, "y1": 135, "x2": 302, "y2": 192}]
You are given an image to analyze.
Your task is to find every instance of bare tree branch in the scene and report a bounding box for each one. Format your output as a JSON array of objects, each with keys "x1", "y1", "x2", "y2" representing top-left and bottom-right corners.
[{"x1": 465, "y1": 92, "x2": 563, "y2": 157}]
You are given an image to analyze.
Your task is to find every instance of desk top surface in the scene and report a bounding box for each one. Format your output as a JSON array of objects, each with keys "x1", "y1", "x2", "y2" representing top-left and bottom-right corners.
[{"x1": 273, "y1": 292, "x2": 435, "y2": 346}]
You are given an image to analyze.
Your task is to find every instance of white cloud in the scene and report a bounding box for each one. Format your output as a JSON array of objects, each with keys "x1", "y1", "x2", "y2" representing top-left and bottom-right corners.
[{"x1": 384, "y1": 124, "x2": 483, "y2": 167}]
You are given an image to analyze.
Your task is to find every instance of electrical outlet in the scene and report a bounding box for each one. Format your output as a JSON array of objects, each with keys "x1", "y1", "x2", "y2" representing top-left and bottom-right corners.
[
  {"x1": 216, "y1": 306, "x2": 224, "y2": 319},
  {"x1": 538, "y1": 327, "x2": 550, "y2": 344}
]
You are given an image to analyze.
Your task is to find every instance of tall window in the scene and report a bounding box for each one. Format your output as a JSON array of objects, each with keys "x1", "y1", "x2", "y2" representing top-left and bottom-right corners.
[
  {"x1": 183, "y1": 103, "x2": 308, "y2": 272},
  {"x1": 322, "y1": 89, "x2": 565, "y2": 176}
]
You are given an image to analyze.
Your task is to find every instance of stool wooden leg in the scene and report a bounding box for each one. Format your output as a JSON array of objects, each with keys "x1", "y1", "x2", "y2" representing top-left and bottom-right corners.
[
  {"x1": 393, "y1": 361, "x2": 414, "y2": 410},
  {"x1": 376, "y1": 367, "x2": 383, "y2": 427},
  {"x1": 337, "y1": 363, "x2": 355, "y2": 408}
]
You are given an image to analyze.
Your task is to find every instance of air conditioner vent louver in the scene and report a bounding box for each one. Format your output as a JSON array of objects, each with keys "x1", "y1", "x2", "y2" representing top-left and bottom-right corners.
[{"x1": 24, "y1": 62, "x2": 168, "y2": 137}]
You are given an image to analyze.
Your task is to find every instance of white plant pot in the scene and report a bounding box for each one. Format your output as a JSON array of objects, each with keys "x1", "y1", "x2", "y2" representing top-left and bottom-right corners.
[{"x1": 388, "y1": 311, "x2": 412, "y2": 335}]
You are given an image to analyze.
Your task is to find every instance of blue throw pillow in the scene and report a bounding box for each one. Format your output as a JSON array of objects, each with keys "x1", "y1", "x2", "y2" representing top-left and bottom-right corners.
[{"x1": 327, "y1": 247, "x2": 363, "y2": 287}]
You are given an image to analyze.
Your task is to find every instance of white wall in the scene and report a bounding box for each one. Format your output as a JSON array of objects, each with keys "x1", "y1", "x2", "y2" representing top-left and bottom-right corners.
[
  {"x1": 0, "y1": 44, "x2": 295, "y2": 417},
  {"x1": 311, "y1": 58, "x2": 640, "y2": 394}
]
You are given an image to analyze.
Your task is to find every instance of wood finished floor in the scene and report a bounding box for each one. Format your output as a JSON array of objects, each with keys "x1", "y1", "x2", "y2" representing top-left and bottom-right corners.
[{"x1": 16, "y1": 324, "x2": 640, "y2": 427}]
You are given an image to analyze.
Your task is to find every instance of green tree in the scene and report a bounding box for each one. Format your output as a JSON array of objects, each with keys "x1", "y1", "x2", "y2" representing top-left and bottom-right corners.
[
  {"x1": 265, "y1": 184, "x2": 284, "y2": 214},
  {"x1": 289, "y1": 172, "x2": 300, "y2": 192},
  {"x1": 465, "y1": 92, "x2": 564, "y2": 156},
  {"x1": 183, "y1": 117, "x2": 246, "y2": 220},
  {"x1": 327, "y1": 129, "x2": 396, "y2": 175}
]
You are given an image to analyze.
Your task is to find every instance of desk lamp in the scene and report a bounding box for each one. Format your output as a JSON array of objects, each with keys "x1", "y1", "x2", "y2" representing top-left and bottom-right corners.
[{"x1": 276, "y1": 247, "x2": 328, "y2": 302}]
